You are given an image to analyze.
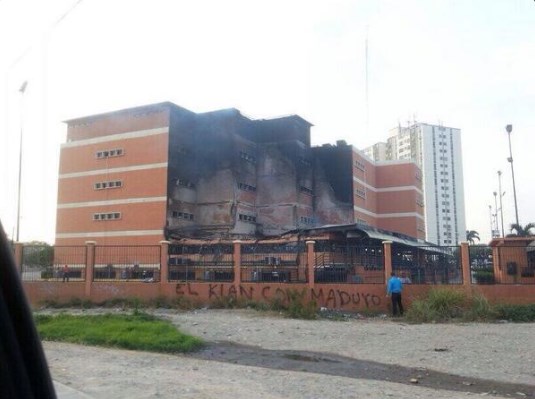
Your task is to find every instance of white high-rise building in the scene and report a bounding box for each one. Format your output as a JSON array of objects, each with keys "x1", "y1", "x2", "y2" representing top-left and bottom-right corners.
[{"x1": 363, "y1": 123, "x2": 466, "y2": 245}]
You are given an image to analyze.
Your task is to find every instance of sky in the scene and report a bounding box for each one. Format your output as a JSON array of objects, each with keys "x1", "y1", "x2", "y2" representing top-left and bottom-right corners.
[{"x1": 1, "y1": 0, "x2": 535, "y2": 244}]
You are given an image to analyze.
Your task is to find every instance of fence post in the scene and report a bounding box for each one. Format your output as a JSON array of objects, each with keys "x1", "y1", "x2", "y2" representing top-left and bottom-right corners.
[
  {"x1": 383, "y1": 241, "x2": 393, "y2": 285},
  {"x1": 159, "y1": 241, "x2": 170, "y2": 283},
  {"x1": 14, "y1": 242, "x2": 23, "y2": 276},
  {"x1": 233, "y1": 240, "x2": 242, "y2": 286},
  {"x1": 306, "y1": 240, "x2": 315, "y2": 288},
  {"x1": 85, "y1": 241, "x2": 96, "y2": 298},
  {"x1": 461, "y1": 241, "x2": 471, "y2": 287}
]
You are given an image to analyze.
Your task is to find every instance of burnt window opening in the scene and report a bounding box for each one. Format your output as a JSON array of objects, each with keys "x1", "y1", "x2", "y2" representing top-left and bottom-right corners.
[
  {"x1": 176, "y1": 178, "x2": 195, "y2": 189},
  {"x1": 172, "y1": 211, "x2": 194, "y2": 220},
  {"x1": 298, "y1": 157, "x2": 311, "y2": 167},
  {"x1": 238, "y1": 214, "x2": 256, "y2": 223},
  {"x1": 239, "y1": 151, "x2": 256, "y2": 164},
  {"x1": 238, "y1": 182, "x2": 257, "y2": 192},
  {"x1": 300, "y1": 216, "x2": 314, "y2": 225},
  {"x1": 299, "y1": 186, "x2": 313, "y2": 195}
]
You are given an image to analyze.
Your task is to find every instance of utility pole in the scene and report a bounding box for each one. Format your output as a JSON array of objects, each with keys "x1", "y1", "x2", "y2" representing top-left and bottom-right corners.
[
  {"x1": 16, "y1": 81, "x2": 28, "y2": 242},
  {"x1": 506, "y1": 124, "x2": 520, "y2": 228},
  {"x1": 497, "y1": 170, "x2": 505, "y2": 237}
]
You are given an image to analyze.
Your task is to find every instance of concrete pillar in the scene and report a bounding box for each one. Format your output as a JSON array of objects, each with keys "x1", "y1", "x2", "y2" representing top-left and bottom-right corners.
[
  {"x1": 159, "y1": 241, "x2": 170, "y2": 283},
  {"x1": 306, "y1": 240, "x2": 316, "y2": 288},
  {"x1": 85, "y1": 241, "x2": 96, "y2": 297},
  {"x1": 383, "y1": 241, "x2": 393, "y2": 285},
  {"x1": 233, "y1": 240, "x2": 242, "y2": 286},
  {"x1": 14, "y1": 242, "x2": 23, "y2": 276},
  {"x1": 461, "y1": 242, "x2": 471, "y2": 286}
]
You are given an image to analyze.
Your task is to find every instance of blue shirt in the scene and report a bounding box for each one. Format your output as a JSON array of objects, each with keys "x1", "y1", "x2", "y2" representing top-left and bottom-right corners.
[{"x1": 387, "y1": 276, "x2": 403, "y2": 294}]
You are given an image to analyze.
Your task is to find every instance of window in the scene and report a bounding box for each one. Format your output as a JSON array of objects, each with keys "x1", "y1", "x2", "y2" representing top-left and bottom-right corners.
[
  {"x1": 238, "y1": 214, "x2": 256, "y2": 223},
  {"x1": 96, "y1": 148, "x2": 123, "y2": 159},
  {"x1": 238, "y1": 182, "x2": 256, "y2": 192},
  {"x1": 176, "y1": 178, "x2": 195, "y2": 189},
  {"x1": 299, "y1": 186, "x2": 313, "y2": 195},
  {"x1": 239, "y1": 151, "x2": 256, "y2": 164},
  {"x1": 355, "y1": 187, "x2": 366, "y2": 199},
  {"x1": 94, "y1": 180, "x2": 122, "y2": 190},
  {"x1": 93, "y1": 212, "x2": 121, "y2": 221},
  {"x1": 300, "y1": 216, "x2": 314, "y2": 225},
  {"x1": 355, "y1": 159, "x2": 366, "y2": 172},
  {"x1": 172, "y1": 211, "x2": 194, "y2": 220}
]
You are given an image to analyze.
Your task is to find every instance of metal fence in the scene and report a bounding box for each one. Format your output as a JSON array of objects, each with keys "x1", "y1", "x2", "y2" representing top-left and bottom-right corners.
[
  {"x1": 93, "y1": 246, "x2": 161, "y2": 282},
  {"x1": 240, "y1": 242, "x2": 306, "y2": 283},
  {"x1": 469, "y1": 245, "x2": 494, "y2": 284},
  {"x1": 391, "y1": 245, "x2": 462, "y2": 284},
  {"x1": 168, "y1": 244, "x2": 234, "y2": 282},
  {"x1": 313, "y1": 241, "x2": 384, "y2": 284},
  {"x1": 21, "y1": 245, "x2": 87, "y2": 282}
]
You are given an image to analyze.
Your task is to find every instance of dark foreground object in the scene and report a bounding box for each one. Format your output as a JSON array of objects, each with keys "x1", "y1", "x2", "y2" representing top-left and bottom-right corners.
[{"x1": 0, "y1": 222, "x2": 56, "y2": 398}]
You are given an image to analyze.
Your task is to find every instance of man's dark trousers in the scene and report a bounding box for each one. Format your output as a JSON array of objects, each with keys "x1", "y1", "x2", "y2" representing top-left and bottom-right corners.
[{"x1": 391, "y1": 292, "x2": 403, "y2": 316}]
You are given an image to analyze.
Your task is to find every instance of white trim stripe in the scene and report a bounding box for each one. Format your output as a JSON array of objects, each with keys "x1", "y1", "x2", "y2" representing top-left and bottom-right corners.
[
  {"x1": 353, "y1": 176, "x2": 423, "y2": 194},
  {"x1": 59, "y1": 162, "x2": 168, "y2": 179},
  {"x1": 61, "y1": 127, "x2": 168, "y2": 148},
  {"x1": 55, "y1": 230, "x2": 163, "y2": 239},
  {"x1": 354, "y1": 205, "x2": 425, "y2": 221},
  {"x1": 58, "y1": 196, "x2": 167, "y2": 209}
]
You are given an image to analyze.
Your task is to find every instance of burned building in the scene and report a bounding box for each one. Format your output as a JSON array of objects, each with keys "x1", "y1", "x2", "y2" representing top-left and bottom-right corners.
[{"x1": 56, "y1": 102, "x2": 424, "y2": 245}]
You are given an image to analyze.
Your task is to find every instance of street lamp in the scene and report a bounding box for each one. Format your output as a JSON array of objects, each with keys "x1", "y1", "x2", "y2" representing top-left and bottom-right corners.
[
  {"x1": 506, "y1": 124, "x2": 520, "y2": 228},
  {"x1": 497, "y1": 170, "x2": 505, "y2": 237},
  {"x1": 15, "y1": 81, "x2": 28, "y2": 242}
]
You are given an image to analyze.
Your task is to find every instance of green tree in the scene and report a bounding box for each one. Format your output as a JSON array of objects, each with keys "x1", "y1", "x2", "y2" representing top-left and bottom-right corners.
[
  {"x1": 508, "y1": 223, "x2": 535, "y2": 237},
  {"x1": 466, "y1": 230, "x2": 480, "y2": 245},
  {"x1": 23, "y1": 241, "x2": 53, "y2": 267}
]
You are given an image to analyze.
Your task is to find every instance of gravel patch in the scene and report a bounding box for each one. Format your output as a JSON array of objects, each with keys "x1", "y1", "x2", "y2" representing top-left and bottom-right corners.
[{"x1": 40, "y1": 308, "x2": 535, "y2": 398}]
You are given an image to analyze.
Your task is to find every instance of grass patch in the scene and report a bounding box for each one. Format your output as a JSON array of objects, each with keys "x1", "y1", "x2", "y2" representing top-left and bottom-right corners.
[
  {"x1": 406, "y1": 288, "x2": 466, "y2": 322},
  {"x1": 406, "y1": 289, "x2": 535, "y2": 323},
  {"x1": 35, "y1": 312, "x2": 204, "y2": 353}
]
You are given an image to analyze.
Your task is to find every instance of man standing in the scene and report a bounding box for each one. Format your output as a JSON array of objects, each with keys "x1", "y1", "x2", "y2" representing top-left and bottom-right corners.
[
  {"x1": 387, "y1": 272, "x2": 404, "y2": 316},
  {"x1": 62, "y1": 264, "x2": 70, "y2": 283}
]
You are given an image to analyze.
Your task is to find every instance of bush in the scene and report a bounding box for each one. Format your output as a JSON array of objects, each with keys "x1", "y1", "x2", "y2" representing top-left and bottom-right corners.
[
  {"x1": 473, "y1": 270, "x2": 495, "y2": 284},
  {"x1": 285, "y1": 289, "x2": 317, "y2": 320},
  {"x1": 494, "y1": 303, "x2": 535, "y2": 322},
  {"x1": 406, "y1": 288, "x2": 467, "y2": 322},
  {"x1": 464, "y1": 294, "x2": 496, "y2": 321}
]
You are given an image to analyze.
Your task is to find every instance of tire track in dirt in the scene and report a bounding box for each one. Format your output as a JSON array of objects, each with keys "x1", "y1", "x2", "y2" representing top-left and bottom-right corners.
[{"x1": 190, "y1": 341, "x2": 535, "y2": 397}]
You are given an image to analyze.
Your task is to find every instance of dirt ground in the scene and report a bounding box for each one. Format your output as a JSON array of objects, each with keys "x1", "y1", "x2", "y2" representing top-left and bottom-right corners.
[{"x1": 42, "y1": 308, "x2": 535, "y2": 398}]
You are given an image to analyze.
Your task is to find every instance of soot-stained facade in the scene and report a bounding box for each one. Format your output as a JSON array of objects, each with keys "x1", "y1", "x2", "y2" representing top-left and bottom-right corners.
[{"x1": 56, "y1": 102, "x2": 424, "y2": 245}]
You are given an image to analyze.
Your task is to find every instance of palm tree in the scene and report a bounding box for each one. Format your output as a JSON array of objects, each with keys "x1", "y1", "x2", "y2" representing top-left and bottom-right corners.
[
  {"x1": 466, "y1": 230, "x2": 480, "y2": 245},
  {"x1": 508, "y1": 223, "x2": 535, "y2": 237}
]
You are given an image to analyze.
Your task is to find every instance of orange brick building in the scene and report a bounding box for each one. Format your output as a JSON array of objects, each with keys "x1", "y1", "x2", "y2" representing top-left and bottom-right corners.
[{"x1": 55, "y1": 102, "x2": 424, "y2": 245}]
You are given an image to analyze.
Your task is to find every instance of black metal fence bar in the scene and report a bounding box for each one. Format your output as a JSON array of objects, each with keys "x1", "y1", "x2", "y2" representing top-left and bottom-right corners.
[
  {"x1": 240, "y1": 242, "x2": 306, "y2": 283},
  {"x1": 21, "y1": 245, "x2": 87, "y2": 282},
  {"x1": 391, "y1": 245, "x2": 462, "y2": 285},
  {"x1": 469, "y1": 245, "x2": 495, "y2": 284},
  {"x1": 313, "y1": 242, "x2": 384, "y2": 284},
  {"x1": 168, "y1": 244, "x2": 234, "y2": 282},
  {"x1": 93, "y1": 246, "x2": 161, "y2": 282}
]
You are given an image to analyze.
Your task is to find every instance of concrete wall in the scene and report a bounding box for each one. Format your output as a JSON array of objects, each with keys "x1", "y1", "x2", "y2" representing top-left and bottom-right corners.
[{"x1": 19, "y1": 241, "x2": 535, "y2": 312}]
